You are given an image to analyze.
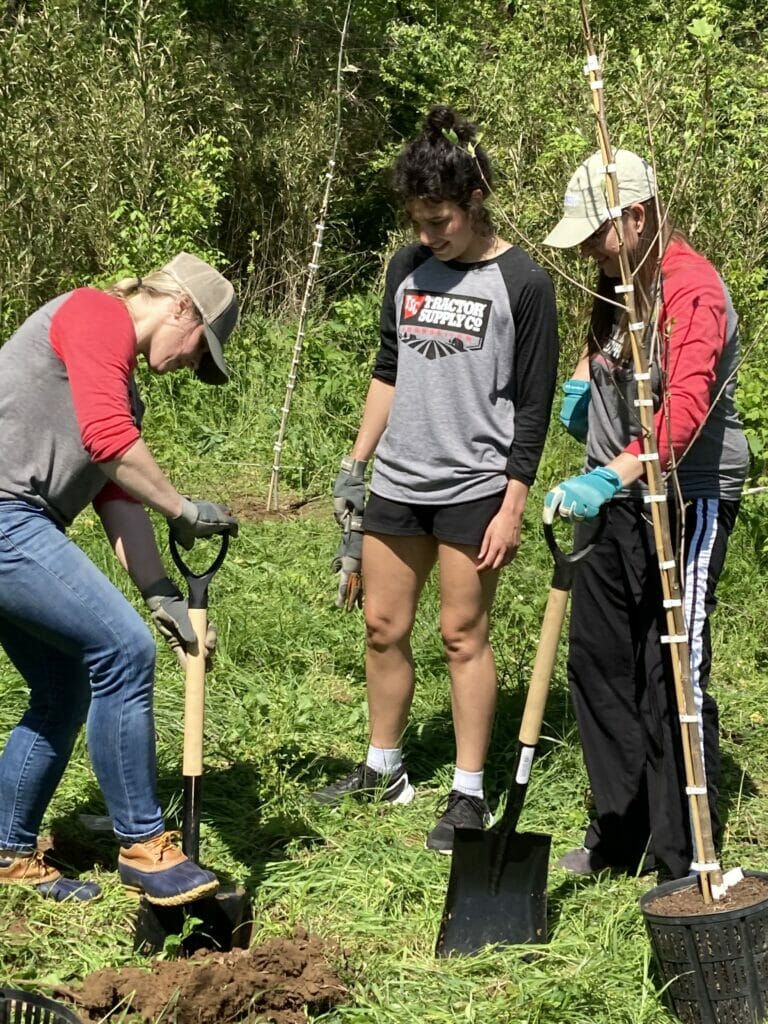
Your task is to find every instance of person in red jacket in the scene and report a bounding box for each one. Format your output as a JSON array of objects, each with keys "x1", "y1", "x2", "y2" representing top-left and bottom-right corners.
[
  {"x1": 0, "y1": 253, "x2": 239, "y2": 903},
  {"x1": 543, "y1": 150, "x2": 748, "y2": 879}
]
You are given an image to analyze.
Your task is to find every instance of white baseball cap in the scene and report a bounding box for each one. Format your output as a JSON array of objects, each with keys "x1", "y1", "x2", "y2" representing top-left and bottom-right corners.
[{"x1": 544, "y1": 149, "x2": 657, "y2": 248}]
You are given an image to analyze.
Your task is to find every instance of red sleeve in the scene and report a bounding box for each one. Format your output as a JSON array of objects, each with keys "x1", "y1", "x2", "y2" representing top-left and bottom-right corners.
[
  {"x1": 92, "y1": 481, "x2": 140, "y2": 515},
  {"x1": 626, "y1": 250, "x2": 727, "y2": 467},
  {"x1": 49, "y1": 289, "x2": 141, "y2": 462}
]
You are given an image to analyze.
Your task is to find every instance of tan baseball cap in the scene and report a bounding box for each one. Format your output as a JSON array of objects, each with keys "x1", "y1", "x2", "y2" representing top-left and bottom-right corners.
[
  {"x1": 162, "y1": 252, "x2": 238, "y2": 385},
  {"x1": 544, "y1": 149, "x2": 656, "y2": 249}
]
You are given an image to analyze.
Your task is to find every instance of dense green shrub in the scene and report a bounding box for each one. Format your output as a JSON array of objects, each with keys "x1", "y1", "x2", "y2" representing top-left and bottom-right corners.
[{"x1": 0, "y1": 0, "x2": 242, "y2": 331}]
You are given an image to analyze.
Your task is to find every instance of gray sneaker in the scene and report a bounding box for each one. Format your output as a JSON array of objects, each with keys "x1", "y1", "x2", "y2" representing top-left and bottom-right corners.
[
  {"x1": 556, "y1": 847, "x2": 611, "y2": 875},
  {"x1": 312, "y1": 762, "x2": 414, "y2": 806},
  {"x1": 425, "y1": 790, "x2": 491, "y2": 854}
]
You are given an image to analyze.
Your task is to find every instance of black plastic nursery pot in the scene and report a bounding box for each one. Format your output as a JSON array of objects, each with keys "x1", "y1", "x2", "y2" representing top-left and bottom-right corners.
[
  {"x1": 0, "y1": 988, "x2": 82, "y2": 1024},
  {"x1": 640, "y1": 871, "x2": 768, "y2": 1024}
]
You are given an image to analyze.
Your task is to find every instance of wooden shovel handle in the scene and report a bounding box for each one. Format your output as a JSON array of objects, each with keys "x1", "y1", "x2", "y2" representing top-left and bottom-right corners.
[
  {"x1": 168, "y1": 531, "x2": 229, "y2": 777},
  {"x1": 182, "y1": 607, "x2": 208, "y2": 777},
  {"x1": 518, "y1": 513, "x2": 605, "y2": 747},
  {"x1": 519, "y1": 587, "x2": 570, "y2": 747}
]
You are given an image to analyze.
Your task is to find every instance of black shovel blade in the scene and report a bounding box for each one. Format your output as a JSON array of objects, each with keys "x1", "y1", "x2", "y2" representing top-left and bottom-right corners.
[
  {"x1": 435, "y1": 828, "x2": 551, "y2": 957},
  {"x1": 134, "y1": 885, "x2": 252, "y2": 955}
]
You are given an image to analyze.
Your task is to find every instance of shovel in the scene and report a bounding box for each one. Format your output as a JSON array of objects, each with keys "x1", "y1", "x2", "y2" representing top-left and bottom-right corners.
[
  {"x1": 435, "y1": 516, "x2": 603, "y2": 957},
  {"x1": 134, "y1": 530, "x2": 252, "y2": 955}
]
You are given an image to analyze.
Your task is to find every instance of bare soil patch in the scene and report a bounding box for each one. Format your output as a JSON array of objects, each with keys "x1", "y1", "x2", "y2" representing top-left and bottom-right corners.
[
  {"x1": 227, "y1": 495, "x2": 325, "y2": 524},
  {"x1": 59, "y1": 929, "x2": 346, "y2": 1023}
]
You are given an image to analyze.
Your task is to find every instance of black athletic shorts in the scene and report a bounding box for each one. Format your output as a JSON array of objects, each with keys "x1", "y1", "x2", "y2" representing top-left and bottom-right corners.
[{"x1": 363, "y1": 489, "x2": 506, "y2": 548}]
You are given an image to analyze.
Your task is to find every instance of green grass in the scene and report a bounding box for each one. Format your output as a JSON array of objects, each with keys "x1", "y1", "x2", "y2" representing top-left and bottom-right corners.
[{"x1": 1, "y1": 314, "x2": 768, "y2": 1022}]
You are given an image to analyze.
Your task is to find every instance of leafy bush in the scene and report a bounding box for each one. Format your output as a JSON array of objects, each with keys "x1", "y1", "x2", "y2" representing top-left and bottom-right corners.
[{"x1": 0, "y1": 0, "x2": 242, "y2": 333}]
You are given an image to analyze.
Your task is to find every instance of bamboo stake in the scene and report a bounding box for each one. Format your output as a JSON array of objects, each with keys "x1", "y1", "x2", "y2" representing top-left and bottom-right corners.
[
  {"x1": 266, "y1": 0, "x2": 353, "y2": 512},
  {"x1": 579, "y1": 0, "x2": 722, "y2": 901}
]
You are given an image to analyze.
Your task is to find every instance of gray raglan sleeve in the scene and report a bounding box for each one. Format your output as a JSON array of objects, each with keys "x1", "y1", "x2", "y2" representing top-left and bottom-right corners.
[{"x1": 505, "y1": 267, "x2": 560, "y2": 485}]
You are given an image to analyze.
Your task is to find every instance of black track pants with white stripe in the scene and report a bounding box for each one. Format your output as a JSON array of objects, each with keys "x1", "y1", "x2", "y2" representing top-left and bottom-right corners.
[{"x1": 567, "y1": 497, "x2": 739, "y2": 879}]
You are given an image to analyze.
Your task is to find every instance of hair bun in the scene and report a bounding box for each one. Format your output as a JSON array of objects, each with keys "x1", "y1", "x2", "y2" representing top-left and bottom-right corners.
[
  {"x1": 391, "y1": 104, "x2": 493, "y2": 212},
  {"x1": 423, "y1": 104, "x2": 476, "y2": 146}
]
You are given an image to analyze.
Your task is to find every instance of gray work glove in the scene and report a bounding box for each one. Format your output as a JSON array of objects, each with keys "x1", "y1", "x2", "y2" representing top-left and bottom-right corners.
[
  {"x1": 141, "y1": 577, "x2": 217, "y2": 669},
  {"x1": 332, "y1": 456, "x2": 368, "y2": 528},
  {"x1": 170, "y1": 497, "x2": 239, "y2": 551},
  {"x1": 332, "y1": 513, "x2": 363, "y2": 610}
]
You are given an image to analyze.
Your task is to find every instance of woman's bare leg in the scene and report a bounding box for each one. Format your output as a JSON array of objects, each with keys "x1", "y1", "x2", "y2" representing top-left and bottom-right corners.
[
  {"x1": 437, "y1": 542, "x2": 499, "y2": 772},
  {"x1": 362, "y1": 532, "x2": 436, "y2": 747}
]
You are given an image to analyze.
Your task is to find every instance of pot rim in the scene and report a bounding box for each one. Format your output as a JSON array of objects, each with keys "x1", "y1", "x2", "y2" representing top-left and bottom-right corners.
[{"x1": 639, "y1": 868, "x2": 768, "y2": 923}]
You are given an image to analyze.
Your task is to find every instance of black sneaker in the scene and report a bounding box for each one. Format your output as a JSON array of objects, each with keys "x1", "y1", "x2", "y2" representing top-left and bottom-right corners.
[
  {"x1": 312, "y1": 762, "x2": 414, "y2": 806},
  {"x1": 425, "y1": 789, "x2": 492, "y2": 854}
]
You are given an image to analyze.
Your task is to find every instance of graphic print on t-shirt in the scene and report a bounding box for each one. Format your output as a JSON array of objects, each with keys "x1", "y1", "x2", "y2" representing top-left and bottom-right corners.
[
  {"x1": 399, "y1": 289, "x2": 491, "y2": 359},
  {"x1": 593, "y1": 320, "x2": 633, "y2": 380},
  {"x1": 593, "y1": 319, "x2": 656, "y2": 390}
]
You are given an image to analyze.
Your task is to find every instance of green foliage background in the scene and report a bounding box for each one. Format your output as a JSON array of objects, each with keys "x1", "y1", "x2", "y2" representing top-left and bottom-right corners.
[{"x1": 2, "y1": 1, "x2": 768, "y2": 1021}]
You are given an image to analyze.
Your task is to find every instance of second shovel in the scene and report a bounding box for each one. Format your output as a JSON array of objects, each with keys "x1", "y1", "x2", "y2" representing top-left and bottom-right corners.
[{"x1": 435, "y1": 517, "x2": 603, "y2": 957}]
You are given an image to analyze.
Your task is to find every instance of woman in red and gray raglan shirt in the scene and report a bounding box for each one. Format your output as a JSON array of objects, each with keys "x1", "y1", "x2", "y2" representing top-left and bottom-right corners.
[
  {"x1": 0, "y1": 253, "x2": 239, "y2": 905},
  {"x1": 542, "y1": 150, "x2": 748, "y2": 880}
]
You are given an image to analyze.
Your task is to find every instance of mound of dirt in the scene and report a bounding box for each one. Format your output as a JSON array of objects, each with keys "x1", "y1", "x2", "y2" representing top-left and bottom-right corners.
[{"x1": 64, "y1": 930, "x2": 346, "y2": 1023}]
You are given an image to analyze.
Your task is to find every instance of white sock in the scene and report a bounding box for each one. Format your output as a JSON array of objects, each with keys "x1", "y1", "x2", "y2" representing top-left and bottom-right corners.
[
  {"x1": 366, "y1": 745, "x2": 403, "y2": 774},
  {"x1": 453, "y1": 767, "x2": 484, "y2": 798}
]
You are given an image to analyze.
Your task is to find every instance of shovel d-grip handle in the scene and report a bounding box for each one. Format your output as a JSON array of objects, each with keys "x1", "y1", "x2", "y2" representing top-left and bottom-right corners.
[
  {"x1": 169, "y1": 532, "x2": 230, "y2": 610},
  {"x1": 168, "y1": 530, "x2": 229, "y2": 861},
  {"x1": 543, "y1": 510, "x2": 606, "y2": 592}
]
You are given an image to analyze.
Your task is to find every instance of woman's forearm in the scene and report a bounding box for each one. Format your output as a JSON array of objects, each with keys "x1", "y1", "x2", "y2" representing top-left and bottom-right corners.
[
  {"x1": 98, "y1": 499, "x2": 167, "y2": 592},
  {"x1": 101, "y1": 439, "x2": 184, "y2": 519}
]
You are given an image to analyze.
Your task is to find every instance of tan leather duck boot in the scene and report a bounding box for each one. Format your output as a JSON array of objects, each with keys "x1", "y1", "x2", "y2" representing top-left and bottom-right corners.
[
  {"x1": 118, "y1": 831, "x2": 218, "y2": 906},
  {"x1": 0, "y1": 849, "x2": 101, "y2": 902}
]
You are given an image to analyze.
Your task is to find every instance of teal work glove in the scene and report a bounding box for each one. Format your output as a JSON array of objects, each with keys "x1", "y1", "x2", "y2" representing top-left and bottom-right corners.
[
  {"x1": 332, "y1": 455, "x2": 368, "y2": 527},
  {"x1": 543, "y1": 466, "x2": 622, "y2": 523},
  {"x1": 559, "y1": 379, "x2": 591, "y2": 442},
  {"x1": 332, "y1": 513, "x2": 363, "y2": 610},
  {"x1": 170, "y1": 497, "x2": 239, "y2": 551}
]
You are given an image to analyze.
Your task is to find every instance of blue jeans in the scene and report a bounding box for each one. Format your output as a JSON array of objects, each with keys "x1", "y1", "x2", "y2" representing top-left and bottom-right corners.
[{"x1": 0, "y1": 500, "x2": 164, "y2": 851}]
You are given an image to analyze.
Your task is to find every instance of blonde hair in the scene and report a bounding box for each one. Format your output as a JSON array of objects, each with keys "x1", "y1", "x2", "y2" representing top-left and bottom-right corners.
[{"x1": 107, "y1": 270, "x2": 201, "y2": 320}]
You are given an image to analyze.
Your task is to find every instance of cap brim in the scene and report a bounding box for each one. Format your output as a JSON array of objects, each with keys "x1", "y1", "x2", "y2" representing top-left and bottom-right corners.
[
  {"x1": 196, "y1": 323, "x2": 229, "y2": 385},
  {"x1": 543, "y1": 216, "x2": 602, "y2": 249}
]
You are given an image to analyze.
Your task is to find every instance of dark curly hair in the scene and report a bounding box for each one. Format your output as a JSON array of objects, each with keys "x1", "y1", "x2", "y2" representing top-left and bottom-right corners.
[{"x1": 392, "y1": 105, "x2": 494, "y2": 234}]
